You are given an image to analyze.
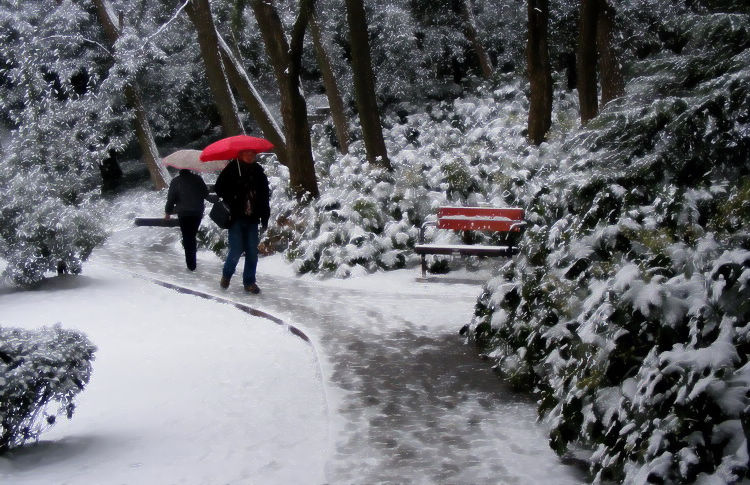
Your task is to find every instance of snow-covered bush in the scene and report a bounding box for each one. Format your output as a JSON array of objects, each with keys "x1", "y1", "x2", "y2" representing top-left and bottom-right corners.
[
  {"x1": 0, "y1": 1, "x2": 114, "y2": 286},
  {"x1": 222, "y1": 77, "x2": 569, "y2": 278},
  {"x1": 0, "y1": 324, "x2": 96, "y2": 453},
  {"x1": 270, "y1": 152, "x2": 423, "y2": 277},
  {"x1": 468, "y1": 11, "x2": 750, "y2": 483}
]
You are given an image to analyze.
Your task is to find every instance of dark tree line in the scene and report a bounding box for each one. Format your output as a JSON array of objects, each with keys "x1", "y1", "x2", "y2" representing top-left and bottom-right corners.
[
  {"x1": 527, "y1": 0, "x2": 625, "y2": 144},
  {"x1": 3, "y1": 0, "x2": 659, "y2": 198},
  {"x1": 84, "y1": 0, "x2": 632, "y2": 195},
  {"x1": 184, "y1": 0, "x2": 393, "y2": 198}
]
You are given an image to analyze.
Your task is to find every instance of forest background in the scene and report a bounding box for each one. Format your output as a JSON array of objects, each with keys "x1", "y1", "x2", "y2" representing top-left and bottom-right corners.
[{"x1": 1, "y1": 0, "x2": 749, "y2": 483}]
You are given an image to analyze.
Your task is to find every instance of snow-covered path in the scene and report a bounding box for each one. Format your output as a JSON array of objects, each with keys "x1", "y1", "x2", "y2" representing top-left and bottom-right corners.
[{"x1": 96, "y1": 228, "x2": 586, "y2": 484}]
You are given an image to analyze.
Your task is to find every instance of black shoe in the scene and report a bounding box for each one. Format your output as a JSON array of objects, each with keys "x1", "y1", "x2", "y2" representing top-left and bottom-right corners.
[
  {"x1": 220, "y1": 277, "x2": 230, "y2": 289},
  {"x1": 244, "y1": 283, "x2": 260, "y2": 294}
]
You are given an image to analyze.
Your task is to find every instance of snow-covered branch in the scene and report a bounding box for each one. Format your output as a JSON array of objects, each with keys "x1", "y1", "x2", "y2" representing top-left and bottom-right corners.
[
  {"x1": 39, "y1": 35, "x2": 111, "y2": 56},
  {"x1": 140, "y1": 0, "x2": 191, "y2": 49}
]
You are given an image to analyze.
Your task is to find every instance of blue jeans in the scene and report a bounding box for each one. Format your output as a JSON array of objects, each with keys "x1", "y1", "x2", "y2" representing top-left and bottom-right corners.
[{"x1": 223, "y1": 219, "x2": 259, "y2": 286}]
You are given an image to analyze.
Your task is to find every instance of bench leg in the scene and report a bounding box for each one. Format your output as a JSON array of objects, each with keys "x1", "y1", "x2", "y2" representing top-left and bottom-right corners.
[{"x1": 421, "y1": 254, "x2": 427, "y2": 278}]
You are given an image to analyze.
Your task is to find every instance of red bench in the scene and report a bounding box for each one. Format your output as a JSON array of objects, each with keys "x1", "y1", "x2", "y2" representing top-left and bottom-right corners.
[{"x1": 414, "y1": 206, "x2": 526, "y2": 277}]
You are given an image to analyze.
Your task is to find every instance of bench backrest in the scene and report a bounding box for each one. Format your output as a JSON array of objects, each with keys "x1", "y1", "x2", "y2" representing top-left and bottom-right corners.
[{"x1": 436, "y1": 206, "x2": 525, "y2": 232}]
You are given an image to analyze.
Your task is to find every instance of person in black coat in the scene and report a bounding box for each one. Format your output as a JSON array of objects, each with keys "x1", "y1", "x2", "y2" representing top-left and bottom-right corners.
[
  {"x1": 214, "y1": 150, "x2": 270, "y2": 293},
  {"x1": 165, "y1": 169, "x2": 209, "y2": 271}
]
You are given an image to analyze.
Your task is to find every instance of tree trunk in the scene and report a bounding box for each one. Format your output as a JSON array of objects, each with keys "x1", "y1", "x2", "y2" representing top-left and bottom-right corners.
[
  {"x1": 216, "y1": 33, "x2": 290, "y2": 167},
  {"x1": 251, "y1": 0, "x2": 319, "y2": 199},
  {"x1": 563, "y1": 51, "x2": 577, "y2": 90},
  {"x1": 527, "y1": 0, "x2": 553, "y2": 145},
  {"x1": 577, "y1": 0, "x2": 599, "y2": 124},
  {"x1": 92, "y1": 0, "x2": 168, "y2": 189},
  {"x1": 345, "y1": 0, "x2": 392, "y2": 171},
  {"x1": 459, "y1": 0, "x2": 493, "y2": 79},
  {"x1": 596, "y1": 0, "x2": 624, "y2": 107},
  {"x1": 129, "y1": 85, "x2": 168, "y2": 188},
  {"x1": 186, "y1": 0, "x2": 244, "y2": 137},
  {"x1": 310, "y1": 13, "x2": 350, "y2": 154},
  {"x1": 99, "y1": 149, "x2": 123, "y2": 192}
]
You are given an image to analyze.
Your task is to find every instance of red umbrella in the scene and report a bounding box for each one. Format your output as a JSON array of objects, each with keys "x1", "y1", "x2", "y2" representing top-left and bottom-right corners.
[{"x1": 199, "y1": 135, "x2": 274, "y2": 162}]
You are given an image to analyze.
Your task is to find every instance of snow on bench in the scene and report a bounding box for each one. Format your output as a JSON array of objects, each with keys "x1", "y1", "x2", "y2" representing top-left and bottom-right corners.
[{"x1": 414, "y1": 206, "x2": 525, "y2": 278}]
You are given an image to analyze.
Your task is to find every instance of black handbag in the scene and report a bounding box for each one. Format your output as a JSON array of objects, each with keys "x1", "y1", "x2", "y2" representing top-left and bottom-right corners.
[{"x1": 209, "y1": 200, "x2": 232, "y2": 229}]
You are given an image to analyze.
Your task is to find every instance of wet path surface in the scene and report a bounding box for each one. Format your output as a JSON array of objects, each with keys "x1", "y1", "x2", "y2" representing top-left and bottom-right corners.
[{"x1": 96, "y1": 230, "x2": 585, "y2": 484}]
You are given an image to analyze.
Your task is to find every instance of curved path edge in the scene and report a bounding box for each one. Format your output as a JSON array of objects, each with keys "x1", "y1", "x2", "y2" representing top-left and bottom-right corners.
[
  {"x1": 121, "y1": 268, "x2": 332, "y2": 434},
  {"x1": 128, "y1": 270, "x2": 312, "y2": 343}
]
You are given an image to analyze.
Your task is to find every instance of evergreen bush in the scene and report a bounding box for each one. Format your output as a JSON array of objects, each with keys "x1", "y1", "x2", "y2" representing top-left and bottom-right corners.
[
  {"x1": 0, "y1": 0, "x2": 111, "y2": 286},
  {"x1": 0, "y1": 324, "x2": 96, "y2": 452},
  {"x1": 209, "y1": 79, "x2": 559, "y2": 279},
  {"x1": 467, "y1": 11, "x2": 750, "y2": 483}
]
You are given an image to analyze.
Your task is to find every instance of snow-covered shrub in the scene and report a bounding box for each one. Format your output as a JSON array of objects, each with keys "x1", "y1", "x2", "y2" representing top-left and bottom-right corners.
[
  {"x1": 467, "y1": 11, "x2": 750, "y2": 483},
  {"x1": 276, "y1": 153, "x2": 422, "y2": 277},
  {"x1": 0, "y1": 325, "x2": 96, "y2": 452},
  {"x1": 0, "y1": 1, "x2": 114, "y2": 286},
  {"x1": 229, "y1": 77, "x2": 562, "y2": 278}
]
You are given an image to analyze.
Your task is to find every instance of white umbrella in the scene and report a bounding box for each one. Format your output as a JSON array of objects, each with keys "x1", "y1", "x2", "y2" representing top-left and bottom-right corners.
[{"x1": 162, "y1": 149, "x2": 229, "y2": 172}]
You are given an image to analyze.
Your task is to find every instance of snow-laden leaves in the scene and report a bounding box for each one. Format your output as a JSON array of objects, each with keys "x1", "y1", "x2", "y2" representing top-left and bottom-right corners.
[
  {"x1": 0, "y1": 1, "x2": 112, "y2": 285},
  {"x1": 238, "y1": 78, "x2": 552, "y2": 278},
  {"x1": 467, "y1": 11, "x2": 750, "y2": 484},
  {"x1": 0, "y1": 324, "x2": 96, "y2": 452}
]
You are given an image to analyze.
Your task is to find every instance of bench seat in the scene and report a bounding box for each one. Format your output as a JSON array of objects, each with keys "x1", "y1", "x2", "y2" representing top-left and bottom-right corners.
[
  {"x1": 416, "y1": 206, "x2": 525, "y2": 277},
  {"x1": 134, "y1": 217, "x2": 181, "y2": 227},
  {"x1": 414, "y1": 244, "x2": 517, "y2": 257}
]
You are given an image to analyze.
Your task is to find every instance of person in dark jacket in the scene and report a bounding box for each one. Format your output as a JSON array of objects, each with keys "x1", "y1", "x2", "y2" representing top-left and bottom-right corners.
[
  {"x1": 214, "y1": 150, "x2": 270, "y2": 294},
  {"x1": 165, "y1": 169, "x2": 209, "y2": 271}
]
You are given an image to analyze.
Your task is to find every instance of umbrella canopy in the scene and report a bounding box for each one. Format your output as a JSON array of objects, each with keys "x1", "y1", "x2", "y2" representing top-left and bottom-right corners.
[
  {"x1": 163, "y1": 149, "x2": 228, "y2": 172},
  {"x1": 199, "y1": 135, "x2": 274, "y2": 162}
]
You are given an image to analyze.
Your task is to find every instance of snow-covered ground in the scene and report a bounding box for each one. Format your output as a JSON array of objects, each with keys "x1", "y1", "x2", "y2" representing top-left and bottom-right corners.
[
  {"x1": 0, "y1": 262, "x2": 328, "y2": 485},
  {"x1": 0, "y1": 220, "x2": 586, "y2": 484}
]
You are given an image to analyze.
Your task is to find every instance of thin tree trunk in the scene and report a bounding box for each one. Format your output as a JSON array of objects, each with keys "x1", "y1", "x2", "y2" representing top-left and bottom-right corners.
[
  {"x1": 310, "y1": 13, "x2": 350, "y2": 154},
  {"x1": 92, "y1": 0, "x2": 169, "y2": 189},
  {"x1": 186, "y1": 0, "x2": 244, "y2": 137},
  {"x1": 596, "y1": 0, "x2": 624, "y2": 106},
  {"x1": 460, "y1": 0, "x2": 493, "y2": 79},
  {"x1": 527, "y1": 0, "x2": 553, "y2": 145},
  {"x1": 216, "y1": 34, "x2": 290, "y2": 167},
  {"x1": 251, "y1": 0, "x2": 319, "y2": 199},
  {"x1": 563, "y1": 51, "x2": 577, "y2": 90},
  {"x1": 129, "y1": 86, "x2": 168, "y2": 188},
  {"x1": 345, "y1": 0, "x2": 392, "y2": 171},
  {"x1": 577, "y1": 0, "x2": 599, "y2": 123}
]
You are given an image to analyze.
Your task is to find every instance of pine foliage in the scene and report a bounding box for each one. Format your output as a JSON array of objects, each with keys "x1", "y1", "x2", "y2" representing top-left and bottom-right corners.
[
  {"x1": 0, "y1": 324, "x2": 96, "y2": 453},
  {"x1": 222, "y1": 78, "x2": 574, "y2": 278},
  {"x1": 0, "y1": 1, "x2": 112, "y2": 285},
  {"x1": 467, "y1": 12, "x2": 750, "y2": 483}
]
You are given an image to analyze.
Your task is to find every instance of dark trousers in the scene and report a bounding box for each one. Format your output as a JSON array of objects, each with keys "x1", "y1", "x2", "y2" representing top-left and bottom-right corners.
[
  {"x1": 223, "y1": 219, "x2": 259, "y2": 286},
  {"x1": 178, "y1": 214, "x2": 202, "y2": 271}
]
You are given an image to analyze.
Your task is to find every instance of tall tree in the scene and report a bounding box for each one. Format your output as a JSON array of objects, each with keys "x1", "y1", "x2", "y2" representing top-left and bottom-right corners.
[
  {"x1": 459, "y1": 0, "x2": 493, "y2": 79},
  {"x1": 577, "y1": 0, "x2": 624, "y2": 123},
  {"x1": 92, "y1": 0, "x2": 169, "y2": 189},
  {"x1": 577, "y1": 0, "x2": 599, "y2": 123},
  {"x1": 216, "y1": 33, "x2": 291, "y2": 167},
  {"x1": 310, "y1": 13, "x2": 350, "y2": 154},
  {"x1": 251, "y1": 0, "x2": 319, "y2": 199},
  {"x1": 345, "y1": 0, "x2": 393, "y2": 171},
  {"x1": 185, "y1": 0, "x2": 244, "y2": 137},
  {"x1": 527, "y1": 0, "x2": 553, "y2": 145},
  {"x1": 596, "y1": 0, "x2": 624, "y2": 106}
]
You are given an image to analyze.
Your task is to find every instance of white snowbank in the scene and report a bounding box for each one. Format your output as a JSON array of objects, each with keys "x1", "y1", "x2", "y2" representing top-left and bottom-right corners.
[{"x1": 0, "y1": 263, "x2": 328, "y2": 485}]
